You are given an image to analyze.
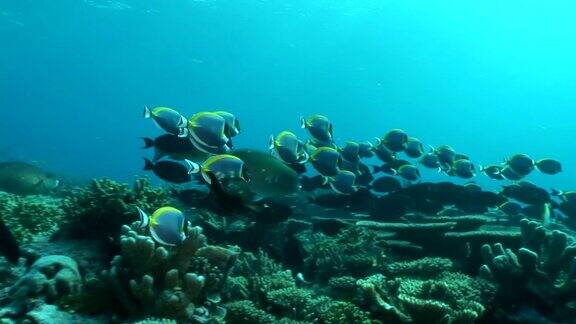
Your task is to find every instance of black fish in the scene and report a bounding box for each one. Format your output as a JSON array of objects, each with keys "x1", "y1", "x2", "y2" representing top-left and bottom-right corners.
[
  {"x1": 355, "y1": 162, "x2": 374, "y2": 187},
  {"x1": 201, "y1": 172, "x2": 292, "y2": 223},
  {"x1": 300, "y1": 175, "x2": 329, "y2": 192},
  {"x1": 372, "y1": 159, "x2": 411, "y2": 175},
  {"x1": 370, "y1": 193, "x2": 413, "y2": 219},
  {"x1": 143, "y1": 158, "x2": 193, "y2": 184},
  {"x1": 0, "y1": 215, "x2": 20, "y2": 264},
  {"x1": 287, "y1": 162, "x2": 307, "y2": 175},
  {"x1": 501, "y1": 181, "x2": 551, "y2": 205},
  {"x1": 370, "y1": 176, "x2": 402, "y2": 193},
  {"x1": 142, "y1": 134, "x2": 207, "y2": 162}
]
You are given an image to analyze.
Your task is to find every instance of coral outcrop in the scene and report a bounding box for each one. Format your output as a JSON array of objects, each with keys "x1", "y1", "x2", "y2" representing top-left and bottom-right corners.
[
  {"x1": 479, "y1": 219, "x2": 576, "y2": 321},
  {"x1": 99, "y1": 222, "x2": 236, "y2": 322},
  {"x1": 0, "y1": 191, "x2": 65, "y2": 243},
  {"x1": 58, "y1": 177, "x2": 171, "y2": 240}
]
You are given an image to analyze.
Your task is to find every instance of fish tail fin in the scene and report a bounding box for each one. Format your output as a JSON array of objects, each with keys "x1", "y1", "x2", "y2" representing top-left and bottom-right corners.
[
  {"x1": 268, "y1": 135, "x2": 275, "y2": 151},
  {"x1": 373, "y1": 137, "x2": 382, "y2": 146},
  {"x1": 550, "y1": 188, "x2": 563, "y2": 197},
  {"x1": 185, "y1": 159, "x2": 200, "y2": 174},
  {"x1": 177, "y1": 116, "x2": 188, "y2": 128},
  {"x1": 178, "y1": 127, "x2": 189, "y2": 138},
  {"x1": 141, "y1": 137, "x2": 154, "y2": 149},
  {"x1": 300, "y1": 116, "x2": 306, "y2": 129},
  {"x1": 143, "y1": 158, "x2": 155, "y2": 171},
  {"x1": 136, "y1": 207, "x2": 150, "y2": 228},
  {"x1": 0, "y1": 215, "x2": 20, "y2": 264},
  {"x1": 143, "y1": 105, "x2": 151, "y2": 119},
  {"x1": 297, "y1": 151, "x2": 309, "y2": 164}
]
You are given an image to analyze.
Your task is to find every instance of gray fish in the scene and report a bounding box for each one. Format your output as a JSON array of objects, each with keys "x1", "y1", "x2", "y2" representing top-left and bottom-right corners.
[
  {"x1": 358, "y1": 142, "x2": 374, "y2": 158},
  {"x1": 480, "y1": 165, "x2": 505, "y2": 180},
  {"x1": 551, "y1": 189, "x2": 576, "y2": 203},
  {"x1": 329, "y1": 170, "x2": 357, "y2": 195},
  {"x1": 269, "y1": 131, "x2": 308, "y2": 164},
  {"x1": 535, "y1": 158, "x2": 562, "y2": 175},
  {"x1": 500, "y1": 166, "x2": 523, "y2": 181},
  {"x1": 505, "y1": 153, "x2": 535, "y2": 176},
  {"x1": 434, "y1": 145, "x2": 456, "y2": 169},
  {"x1": 0, "y1": 162, "x2": 59, "y2": 195},
  {"x1": 309, "y1": 147, "x2": 341, "y2": 177},
  {"x1": 405, "y1": 137, "x2": 424, "y2": 158},
  {"x1": 373, "y1": 143, "x2": 396, "y2": 163},
  {"x1": 186, "y1": 112, "x2": 230, "y2": 153},
  {"x1": 301, "y1": 115, "x2": 333, "y2": 143},
  {"x1": 340, "y1": 141, "x2": 361, "y2": 163},
  {"x1": 137, "y1": 206, "x2": 186, "y2": 246},
  {"x1": 451, "y1": 159, "x2": 475, "y2": 179},
  {"x1": 419, "y1": 153, "x2": 441, "y2": 170},
  {"x1": 396, "y1": 164, "x2": 421, "y2": 181},
  {"x1": 499, "y1": 201, "x2": 523, "y2": 217},
  {"x1": 373, "y1": 159, "x2": 411, "y2": 175},
  {"x1": 213, "y1": 111, "x2": 241, "y2": 138},
  {"x1": 143, "y1": 106, "x2": 187, "y2": 135},
  {"x1": 381, "y1": 129, "x2": 408, "y2": 152}
]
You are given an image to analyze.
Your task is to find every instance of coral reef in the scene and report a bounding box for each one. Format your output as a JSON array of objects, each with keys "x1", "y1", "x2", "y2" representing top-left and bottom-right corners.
[
  {"x1": 0, "y1": 191, "x2": 65, "y2": 243},
  {"x1": 98, "y1": 222, "x2": 235, "y2": 322},
  {"x1": 224, "y1": 250, "x2": 371, "y2": 323},
  {"x1": 479, "y1": 219, "x2": 576, "y2": 321},
  {"x1": 297, "y1": 226, "x2": 385, "y2": 281},
  {"x1": 58, "y1": 177, "x2": 171, "y2": 240},
  {"x1": 357, "y1": 269, "x2": 495, "y2": 323}
]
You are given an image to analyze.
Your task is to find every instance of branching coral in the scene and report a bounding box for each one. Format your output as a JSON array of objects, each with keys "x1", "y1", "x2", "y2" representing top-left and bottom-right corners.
[
  {"x1": 0, "y1": 192, "x2": 65, "y2": 243},
  {"x1": 297, "y1": 226, "x2": 385, "y2": 281},
  {"x1": 58, "y1": 177, "x2": 171, "y2": 240},
  {"x1": 94, "y1": 222, "x2": 236, "y2": 322},
  {"x1": 224, "y1": 250, "x2": 371, "y2": 323},
  {"x1": 357, "y1": 270, "x2": 495, "y2": 324}
]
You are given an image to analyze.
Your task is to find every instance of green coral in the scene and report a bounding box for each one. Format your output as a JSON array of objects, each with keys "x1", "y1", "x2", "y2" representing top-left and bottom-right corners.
[
  {"x1": 226, "y1": 300, "x2": 276, "y2": 324},
  {"x1": 225, "y1": 250, "x2": 371, "y2": 323},
  {"x1": 63, "y1": 221, "x2": 236, "y2": 322},
  {"x1": 385, "y1": 257, "x2": 455, "y2": 278},
  {"x1": 0, "y1": 191, "x2": 65, "y2": 243},
  {"x1": 58, "y1": 177, "x2": 171, "y2": 240},
  {"x1": 357, "y1": 271, "x2": 495, "y2": 324},
  {"x1": 298, "y1": 227, "x2": 385, "y2": 281}
]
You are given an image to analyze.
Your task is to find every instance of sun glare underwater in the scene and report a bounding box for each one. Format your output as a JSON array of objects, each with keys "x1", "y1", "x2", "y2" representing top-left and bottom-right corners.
[{"x1": 1, "y1": 0, "x2": 576, "y2": 323}]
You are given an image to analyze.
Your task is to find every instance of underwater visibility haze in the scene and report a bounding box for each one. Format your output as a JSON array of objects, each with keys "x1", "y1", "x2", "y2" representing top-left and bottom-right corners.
[{"x1": 1, "y1": 0, "x2": 576, "y2": 323}]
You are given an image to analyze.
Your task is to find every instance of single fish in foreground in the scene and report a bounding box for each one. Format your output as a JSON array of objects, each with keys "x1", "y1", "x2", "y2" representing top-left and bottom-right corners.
[{"x1": 137, "y1": 206, "x2": 186, "y2": 246}]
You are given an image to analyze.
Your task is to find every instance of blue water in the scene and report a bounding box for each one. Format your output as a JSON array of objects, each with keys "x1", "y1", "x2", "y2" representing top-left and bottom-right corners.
[{"x1": 1, "y1": 0, "x2": 575, "y2": 190}]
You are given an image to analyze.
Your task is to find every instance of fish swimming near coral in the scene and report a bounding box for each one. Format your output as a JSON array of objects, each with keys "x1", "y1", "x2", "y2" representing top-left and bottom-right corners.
[
  {"x1": 230, "y1": 149, "x2": 300, "y2": 199},
  {"x1": 0, "y1": 161, "x2": 59, "y2": 195},
  {"x1": 194, "y1": 172, "x2": 292, "y2": 223},
  {"x1": 137, "y1": 206, "x2": 186, "y2": 246},
  {"x1": 142, "y1": 134, "x2": 208, "y2": 162},
  {"x1": 143, "y1": 158, "x2": 195, "y2": 184}
]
